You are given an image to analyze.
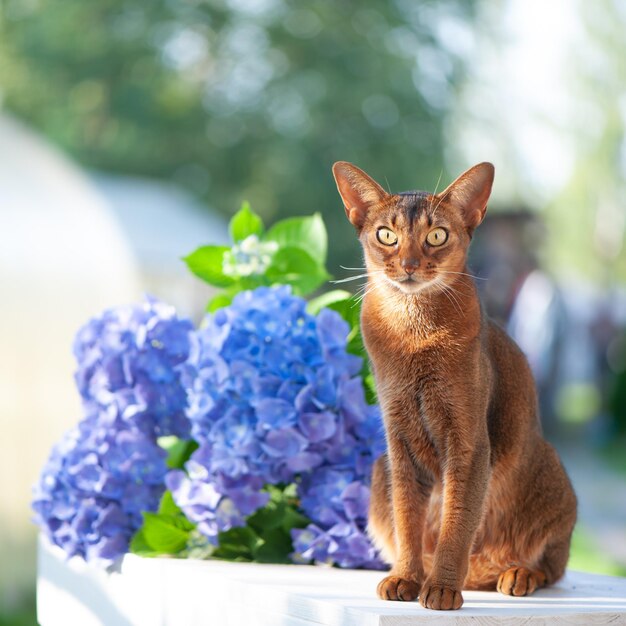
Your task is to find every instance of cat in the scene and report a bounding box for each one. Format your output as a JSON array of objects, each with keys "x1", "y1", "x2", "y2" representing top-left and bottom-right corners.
[{"x1": 332, "y1": 161, "x2": 577, "y2": 611}]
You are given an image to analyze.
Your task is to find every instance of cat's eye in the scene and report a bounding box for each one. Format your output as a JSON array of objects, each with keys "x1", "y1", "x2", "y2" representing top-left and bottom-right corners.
[
  {"x1": 377, "y1": 227, "x2": 398, "y2": 246},
  {"x1": 426, "y1": 227, "x2": 448, "y2": 247}
]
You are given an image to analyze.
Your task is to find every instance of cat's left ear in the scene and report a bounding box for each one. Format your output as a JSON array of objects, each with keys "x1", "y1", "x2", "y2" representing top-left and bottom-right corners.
[
  {"x1": 437, "y1": 162, "x2": 495, "y2": 234},
  {"x1": 332, "y1": 161, "x2": 389, "y2": 230}
]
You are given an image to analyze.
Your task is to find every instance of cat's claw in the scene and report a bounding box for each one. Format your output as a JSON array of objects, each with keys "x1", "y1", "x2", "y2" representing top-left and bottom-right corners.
[
  {"x1": 376, "y1": 576, "x2": 420, "y2": 601},
  {"x1": 497, "y1": 567, "x2": 545, "y2": 596},
  {"x1": 419, "y1": 580, "x2": 463, "y2": 610}
]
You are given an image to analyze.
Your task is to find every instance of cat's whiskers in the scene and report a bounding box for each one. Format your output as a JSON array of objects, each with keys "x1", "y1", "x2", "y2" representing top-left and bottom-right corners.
[
  {"x1": 330, "y1": 273, "x2": 371, "y2": 284},
  {"x1": 352, "y1": 279, "x2": 370, "y2": 299},
  {"x1": 445, "y1": 283, "x2": 470, "y2": 315},
  {"x1": 430, "y1": 184, "x2": 454, "y2": 222},
  {"x1": 331, "y1": 268, "x2": 386, "y2": 285},
  {"x1": 431, "y1": 276, "x2": 467, "y2": 316},
  {"x1": 428, "y1": 169, "x2": 444, "y2": 215},
  {"x1": 355, "y1": 280, "x2": 384, "y2": 306},
  {"x1": 435, "y1": 282, "x2": 464, "y2": 317},
  {"x1": 437, "y1": 269, "x2": 487, "y2": 281},
  {"x1": 353, "y1": 273, "x2": 388, "y2": 305},
  {"x1": 329, "y1": 266, "x2": 387, "y2": 306}
]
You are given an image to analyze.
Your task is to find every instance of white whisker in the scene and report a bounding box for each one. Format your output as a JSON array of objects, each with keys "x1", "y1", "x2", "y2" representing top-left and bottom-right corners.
[
  {"x1": 438, "y1": 270, "x2": 487, "y2": 281},
  {"x1": 354, "y1": 279, "x2": 383, "y2": 306},
  {"x1": 330, "y1": 274, "x2": 371, "y2": 284},
  {"x1": 430, "y1": 184, "x2": 454, "y2": 221},
  {"x1": 429, "y1": 169, "x2": 444, "y2": 214},
  {"x1": 436, "y1": 282, "x2": 464, "y2": 317}
]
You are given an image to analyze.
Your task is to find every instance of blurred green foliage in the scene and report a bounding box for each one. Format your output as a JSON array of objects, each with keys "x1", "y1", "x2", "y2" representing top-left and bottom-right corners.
[
  {"x1": 534, "y1": 0, "x2": 626, "y2": 284},
  {"x1": 569, "y1": 526, "x2": 626, "y2": 578},
  {"x1": 0, "y1": 0, "x2": 476, "y2": 270},
  {"x1": 598, "y1": 438, "x2": 626, "y2": 476},
  {"x1": 0, "y1": 592, "x2": 36, "y2": 626}
]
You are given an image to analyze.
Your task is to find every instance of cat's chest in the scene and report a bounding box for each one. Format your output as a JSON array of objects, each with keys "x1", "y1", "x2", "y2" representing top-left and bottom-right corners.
[{"x1": 362, "y1": 315, "x2": 450, "y2": 380}]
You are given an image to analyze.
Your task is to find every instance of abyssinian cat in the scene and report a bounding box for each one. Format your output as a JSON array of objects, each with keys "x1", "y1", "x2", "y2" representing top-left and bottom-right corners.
[{"x1": 332, "y1": 161, "x2": 577, "y2": 611}]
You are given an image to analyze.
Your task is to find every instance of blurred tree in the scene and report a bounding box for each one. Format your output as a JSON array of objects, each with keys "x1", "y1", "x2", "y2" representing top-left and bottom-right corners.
[
  {"x1": 543, "y1": 0, "x2": 626, "y2": 284},
  {"x1": 448, "y1": 0, "x2": 626, "y2": 284},
  {"x1": 0, "y1": 0, "x2": 477, "y2": 271}
]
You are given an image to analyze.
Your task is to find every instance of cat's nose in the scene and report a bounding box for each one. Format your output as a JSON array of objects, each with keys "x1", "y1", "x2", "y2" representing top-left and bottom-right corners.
[{"x1": 402, "y1": 259, "x2": 419, "y2": 275}]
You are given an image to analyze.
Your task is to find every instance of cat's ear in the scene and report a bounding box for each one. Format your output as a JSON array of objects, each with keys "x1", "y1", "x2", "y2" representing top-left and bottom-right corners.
[
  {"x1": 332, "y1": 161, "x2": 389, "y2": 229},
  {"x1": 437, "y1": 162, "x2": 495, "y2": 233}
]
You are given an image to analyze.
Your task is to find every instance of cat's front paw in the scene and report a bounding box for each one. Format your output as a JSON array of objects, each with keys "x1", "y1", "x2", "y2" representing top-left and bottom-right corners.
[
  {"x1": 376, "y1": 575, "x2": 420, "y2": 601},
  {"x1": 419, "y1": 579, "x2": 463, "y2": 610}
]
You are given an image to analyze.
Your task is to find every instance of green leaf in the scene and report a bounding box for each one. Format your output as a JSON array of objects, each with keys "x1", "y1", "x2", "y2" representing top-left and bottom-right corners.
[
  {"x1": 327, "y1": 296, "x2": 365, "y2": 352},
  {"x1": 306, "y1": 289, "x2": 352, "y2": 315},
  {"x1": 325, "y1": 296, "x2": 378, "y2": 403},
  {"x1": 208, "y1": 484, "x2": 311, "y2": 564},
  {"x1": 141, "y1": 512, "x2": 193, "y2": 554},
  {"x1": 207, "y1": 292, "x2": 233, "y2": 312},
  {"x1": 281, "y1": 506, "x2": 310, "y2": 532},
  {"x1": 245, "y1": 485, "x2": 309, "y2": 563},
  {"x1": 158, "y1": 437, "x2": 199, "y2": 470},
  {"x1": 129, "y1": 529, "x2": 162, "y2": 558},
  {"x1": 158, "y1": 490, "x2": 188, "y2": 517},
  {"x1": 264, "y1": 214, "x2": 328, "y2": 265},
  {"x1": 184, "y1": 245, "x2": 235, "y2": 287},
  {"x1": 246, "y1": 485, "x2": 309, "y2": 535},
  {"x1": 247, "y1": 493, "x2": 287, "y2": 532},
  {"x1": 206, "y1": 286, "x2": 240, "y2": 312},
  {"x1": 282, "y1": 483, "x2": 298, "y2": 499},
  {"x1": 229, "y1": 201, "x2": 264, "y2": 242},
  {"x1": 130, "y1": 490, "x2": 196, "y2": 557},
  {"x1": 213, "y1": 526, "x2": 263, "y2": 561},
  {"x1": 266, "y1": 246, "x2": 330, "y2": 296},
  {"x1": 252, "y1": 528, "x2": 293, "y2": 564},
  {"x1": 327, "y1": 295, "x2": 361, "y2": 327},
  {"x1": 364, "y1": 372, "x2": 378, "y2": 404}
]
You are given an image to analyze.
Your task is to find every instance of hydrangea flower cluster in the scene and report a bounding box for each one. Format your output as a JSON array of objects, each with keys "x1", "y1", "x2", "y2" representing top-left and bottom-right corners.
[
  {"x1": 168, "y1": 286, "x2": 385, "y2": 566},
  {"x1": 73, "y1": 298, "x2": 192, "y2": 440},
  {"x1": 222, "y1": 234, "x2": 278, "y2": 277},
  {"x1": 292, "y1": 438, "x2": 386, "y2": 567},
  {"x1": 292, "y1": 475, "x2": 383, "y2": 568},
  {"x1": 32, "y1": 298, "x2": 194, "y2": 563}
]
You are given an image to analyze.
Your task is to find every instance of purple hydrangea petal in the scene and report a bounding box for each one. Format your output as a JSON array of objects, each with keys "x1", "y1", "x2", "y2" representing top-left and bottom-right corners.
[
  {"x1": 261, "y1": 428, "x2": 308, "y2": 458},
  {"x1": 32, "y1": 297, "x2": 194, "y2": 565},
  {"x1": 298, "y1": 411, "x2": 337, "y2": 443},
  {"x1": 254, "y1": 398, "x2": 297, "y2": 430}
]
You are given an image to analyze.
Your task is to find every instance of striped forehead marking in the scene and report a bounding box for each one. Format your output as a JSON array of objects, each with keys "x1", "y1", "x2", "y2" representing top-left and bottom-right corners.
[{"x1": 398, "y1": 190, "x2": 430, "y2": 227}]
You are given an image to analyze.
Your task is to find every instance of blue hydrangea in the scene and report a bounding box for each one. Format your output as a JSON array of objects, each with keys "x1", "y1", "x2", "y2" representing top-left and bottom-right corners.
[
  {"x1": 34, "y1": 288, "x2": 385, "y2": 569},
  {"x1": 32, "y1": 298, "x2": 194, "y2": 564},
  {"x1": 290, "y1": 371, "x2": 387, "y2": 569},
  {"x1": 73, "y1": 297, "x2": 193, "y2": 439},
  {"x1": 32, "y1": 415, "x2": 167, "y2": 564},
  {"x1": 169, "y1": 286, "x2": 385, "y2": 567},
  {"x1": 292, "y1": 468, "x2": 386, "y2": 569}
]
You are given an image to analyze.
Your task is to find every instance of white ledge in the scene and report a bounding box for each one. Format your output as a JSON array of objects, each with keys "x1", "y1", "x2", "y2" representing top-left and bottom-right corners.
[{"x1": 37, "y1": 536, "x2": 626, "y2": 625}]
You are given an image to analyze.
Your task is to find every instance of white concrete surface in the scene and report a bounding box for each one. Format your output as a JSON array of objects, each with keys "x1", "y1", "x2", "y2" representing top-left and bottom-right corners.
[{"x1": 38, "y1": 536, "x2": 626, "y2": 625}]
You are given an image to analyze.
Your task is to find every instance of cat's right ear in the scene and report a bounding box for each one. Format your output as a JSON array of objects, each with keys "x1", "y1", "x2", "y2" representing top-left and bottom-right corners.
[{"x1": 332, "y1": 161, "x2": 388, "y2": 229}]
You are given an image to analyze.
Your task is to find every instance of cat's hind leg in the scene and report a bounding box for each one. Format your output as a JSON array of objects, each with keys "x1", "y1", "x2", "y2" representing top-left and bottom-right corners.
[
  {"x1": 497, "y1": 567, "x2": 546, "y2": 596},
  {"x1": 538, "y1": 534, "x2": 572, "y2": 586},
  {"x1": 495, "y1": 439, "x2": 576, "y2": 597},
  {"x1": 496, "y1": 534, "x2": 572, "y2": 596}
]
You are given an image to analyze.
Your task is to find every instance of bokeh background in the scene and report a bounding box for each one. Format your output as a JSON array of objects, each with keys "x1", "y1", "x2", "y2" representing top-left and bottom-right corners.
[{"x1": 2, "y1": 0, "x2": 626, "y2": 623}]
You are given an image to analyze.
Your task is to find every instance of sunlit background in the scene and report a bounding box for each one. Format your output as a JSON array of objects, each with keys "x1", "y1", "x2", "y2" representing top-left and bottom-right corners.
[{"x1": 2, "y1": 0, "x2": 626, "y2": 623}]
